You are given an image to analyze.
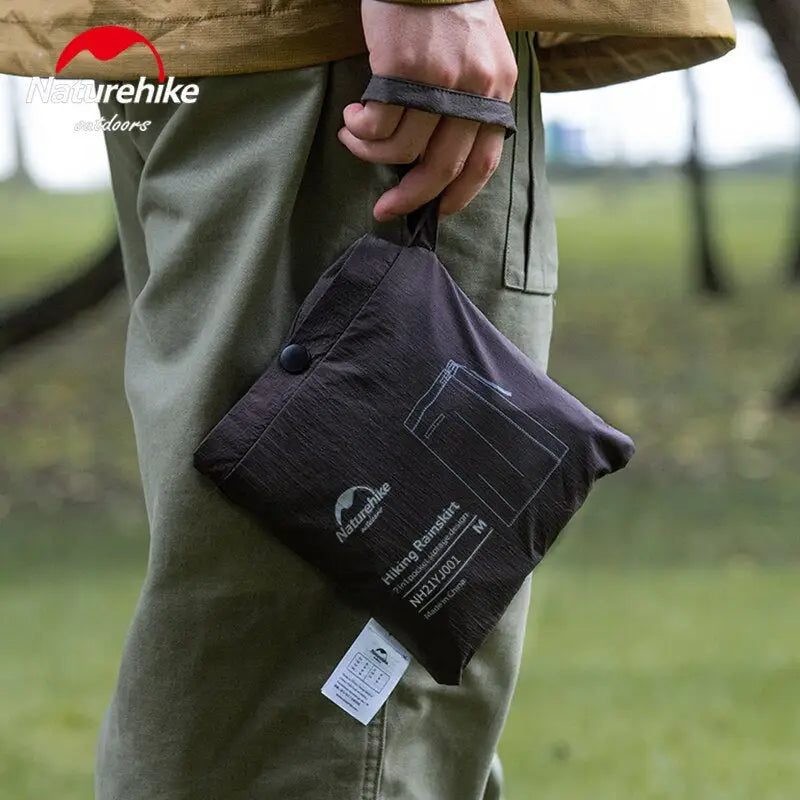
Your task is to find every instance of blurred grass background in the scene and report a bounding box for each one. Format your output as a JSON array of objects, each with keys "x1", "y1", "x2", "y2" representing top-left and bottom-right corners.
[{"x1": 1, "y1": 171, "x2": 798, "y2": 799}]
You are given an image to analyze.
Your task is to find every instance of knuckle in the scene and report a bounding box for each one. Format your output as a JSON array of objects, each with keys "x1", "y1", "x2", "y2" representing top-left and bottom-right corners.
[
  {"x1": 351, "y1": 145, "x2": 377, "y2": 163},
  {"x1": 441, "y1": 195, "x2": 469, "y2": 215},
  {"x1": 452, "y1": 158, "x2": 469, "y2": 179},
  {"x1": 471, "y1": 67, "x2": 497, "y2": 96},
  {"x1": 501, "y1": 60, "x2": 519, "y2": 92},
  {"x1": 361, "y1": 117, "x2": 384, "y2": 139},
  {"x1": 432, "y1": 66, "x2": 459, "y2": 89},
  {"x1": 432, "y1": 158, "x2": 467, "y2": 183},
  {"x1": 479, "y1": 152, "x2": 501, "y2": 177},
  {"x1": 390, "y1": 49, "x2": 418, "y2": 76},
  {"x1": 471, "y1": 61, "x2": 517, "y2": 99},
  {"x1": 499, "y1": 73, "x2": 517, "y2": 97},
  {"x1": 396, "y1": 145, "x2": 419, "y2": 164}
]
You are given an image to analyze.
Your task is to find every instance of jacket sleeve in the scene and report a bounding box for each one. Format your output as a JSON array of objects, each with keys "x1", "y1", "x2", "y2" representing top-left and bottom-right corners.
[{"x1": 370, "y1": 0, "x2": 483, "y2": 4}]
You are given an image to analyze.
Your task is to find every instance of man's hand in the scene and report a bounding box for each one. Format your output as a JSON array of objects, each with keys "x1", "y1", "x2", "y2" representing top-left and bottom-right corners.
[{"x1": 338, "y1": 0, "x2": 517, "y2": 220}]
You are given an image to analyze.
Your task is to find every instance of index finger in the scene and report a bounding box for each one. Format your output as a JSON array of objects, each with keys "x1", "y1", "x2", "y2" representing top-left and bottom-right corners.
[{"x1": 342, "y1": 100, "x2": 405, "y2": 141}]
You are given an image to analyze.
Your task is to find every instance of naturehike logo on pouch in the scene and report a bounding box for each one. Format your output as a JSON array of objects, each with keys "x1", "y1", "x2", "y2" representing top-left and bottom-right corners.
[
  {"x1": 370, "y1": 647, "x2": 389, "y2": 665},
  {"x1": 26, "y1": 25, "x2": 200, "y2": 132},
  {"x1": 334, "y1": 484, "x2": 391, "y2": 543}
]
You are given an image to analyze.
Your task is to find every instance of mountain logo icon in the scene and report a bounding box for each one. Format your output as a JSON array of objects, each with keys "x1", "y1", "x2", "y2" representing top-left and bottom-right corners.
[
  {"x1": 371, "y1": 647, "x2": 389, "y2": 665},
  {"x1": 334, "y1": 483, "x2": 391, "y2": 543},
  {"x1": 334, "y1": 486, "x2": 376, "y2": 527}
]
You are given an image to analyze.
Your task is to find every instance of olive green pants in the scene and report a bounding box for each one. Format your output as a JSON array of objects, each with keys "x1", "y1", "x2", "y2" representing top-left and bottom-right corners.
[{"x1": 97, "y1": 30, "x2": 557, "y2": 800}]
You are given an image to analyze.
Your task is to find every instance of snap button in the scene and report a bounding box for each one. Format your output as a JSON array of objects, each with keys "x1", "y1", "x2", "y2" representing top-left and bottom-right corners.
[{"x1": 279, "y1": 343, "x2": 311, "y2": 374}]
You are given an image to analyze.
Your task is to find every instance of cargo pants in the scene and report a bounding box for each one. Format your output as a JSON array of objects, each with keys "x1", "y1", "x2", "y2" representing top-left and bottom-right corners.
[{"x1": 96, "y1": 30, "x2": 558, "y2": 800}]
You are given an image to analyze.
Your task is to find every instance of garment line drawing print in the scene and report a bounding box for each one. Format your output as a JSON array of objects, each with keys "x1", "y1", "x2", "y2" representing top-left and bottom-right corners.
[{"x1": 404, "y1": 360, "x2": 569, "y2": 526}]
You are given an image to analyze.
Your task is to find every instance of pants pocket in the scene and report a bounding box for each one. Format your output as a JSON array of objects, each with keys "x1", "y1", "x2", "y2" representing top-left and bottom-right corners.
[{"x1": 502, "y1": 32, "x2": 558, "y2": 296}]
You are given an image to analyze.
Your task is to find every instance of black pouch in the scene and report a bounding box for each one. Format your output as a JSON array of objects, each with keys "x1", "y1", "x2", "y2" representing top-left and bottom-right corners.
[{"x1": 193, "y1": 76, "x2": 635, "y2": 685}]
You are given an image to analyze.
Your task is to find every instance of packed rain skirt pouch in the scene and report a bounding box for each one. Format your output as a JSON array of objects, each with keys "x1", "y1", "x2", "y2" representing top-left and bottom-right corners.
[{"x1": 192, "y1": 76, "x2": 636, "y2": 685}]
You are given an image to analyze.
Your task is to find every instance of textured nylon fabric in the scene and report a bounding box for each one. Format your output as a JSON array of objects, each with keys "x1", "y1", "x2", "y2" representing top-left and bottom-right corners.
[{"x1": 193, "y1": 210, "x2": 634, "y2": 686}]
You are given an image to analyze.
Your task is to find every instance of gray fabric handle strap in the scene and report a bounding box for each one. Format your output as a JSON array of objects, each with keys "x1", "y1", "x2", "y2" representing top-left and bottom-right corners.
[{"x1": 360, "y1": 75, "x2": 516, "y2": 138}]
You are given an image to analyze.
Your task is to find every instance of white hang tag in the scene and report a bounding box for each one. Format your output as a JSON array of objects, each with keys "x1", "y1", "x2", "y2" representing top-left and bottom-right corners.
[{"x1": 321, "y1": 618, "x2": 411, "y2": 725}]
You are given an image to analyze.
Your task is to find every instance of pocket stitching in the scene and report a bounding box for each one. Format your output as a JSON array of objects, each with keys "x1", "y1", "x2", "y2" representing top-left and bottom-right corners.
[{"x1": 502, "y1": 31, "x2": 523, "y2": 292}]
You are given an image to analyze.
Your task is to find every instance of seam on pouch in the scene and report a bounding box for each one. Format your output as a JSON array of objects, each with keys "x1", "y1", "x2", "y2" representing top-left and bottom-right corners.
[
  {"x1": 218, "y1": 244, "x2": 404, "y2": 487},
  {"x1": 361, "y1": 702, "x2": 388, "y2": 800}
]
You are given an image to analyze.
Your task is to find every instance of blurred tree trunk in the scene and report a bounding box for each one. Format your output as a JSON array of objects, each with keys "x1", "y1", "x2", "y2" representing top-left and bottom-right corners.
[
  {"x1": 684, "y1": 69, "x2": 728, "y2": 295},
  {"x1": 0, "y1": 77, "x2": 124, "y2": 359},
  {"x1": 752, "y1": 0, "x2": 800, "y2": 405},
  {"x1": 752, "y1": 0, "x2": 800, "y2": 285},
  {"x1": 5, "y1": 78, "x2": 33, "y2": 187},
  {"x1": 777, "y1": 361, "x2": 800, "y2": 409},
  {"x1": 0, "y1": 239, "x2": 122, "y2": 360},
  {"x1": 791, "y1": 164, "x2": 800, "y2": 284},
  {"x1": 753, "y1": 0, "x2": 800, "y2": 96}
]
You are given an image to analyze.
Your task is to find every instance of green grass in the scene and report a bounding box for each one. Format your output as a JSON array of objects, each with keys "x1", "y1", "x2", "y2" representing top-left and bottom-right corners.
[
  {"x1": 503, "y1": 565, "x2": 800, "y2": 800},
  {"x1": 550, "y1": 171, "x2": 795, "y2": 289},
  {"x1": 0, "y1": 172, "x2": 798, "y2": 799},
  {"x1": 0, "y1": 513, "x2": 145, "y2": 799},
  {"x1": 0, "y1": 185, "x2": 114, "y2": 300}
]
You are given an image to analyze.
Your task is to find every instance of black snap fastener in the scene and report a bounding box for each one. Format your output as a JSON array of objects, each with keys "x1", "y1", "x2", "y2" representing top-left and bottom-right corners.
[{"x1": 279, "y1": 343, "x2": 311, "y2": 374}]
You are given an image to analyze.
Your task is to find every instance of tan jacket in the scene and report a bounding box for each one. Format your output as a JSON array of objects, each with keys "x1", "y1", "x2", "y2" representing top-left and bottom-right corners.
[{"x1": 0, "y1": 0, "x2": 736, "y2": 92}]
